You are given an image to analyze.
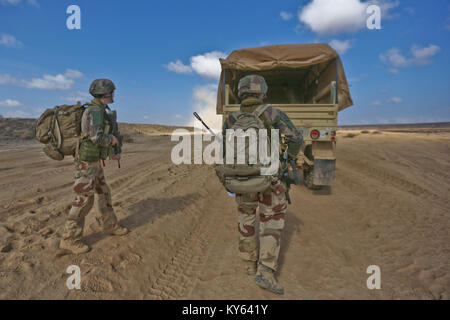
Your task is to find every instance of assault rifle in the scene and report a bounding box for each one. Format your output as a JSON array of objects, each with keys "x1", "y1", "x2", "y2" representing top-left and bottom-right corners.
[
  {"x1": 280, "y1": 141, "x2": 300, "y2": 204},
  {"x1": 193, "y1": 112, "x2": 222, "y2": 142},
  {"x1": 109, "y1": 110, "x2": 122, "y2": 168}
]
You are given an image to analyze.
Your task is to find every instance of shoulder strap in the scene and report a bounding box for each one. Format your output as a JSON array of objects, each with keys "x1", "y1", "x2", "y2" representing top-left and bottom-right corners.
[
  {"x1": 253, "y1": 104, "x2": 270, "y2": 118},
  {"x1": 253, "y1": 104, "x2": 272, "y2": 130},
  {"x1": 51, "y1": 107, "x2": 62, "y2": 149}
]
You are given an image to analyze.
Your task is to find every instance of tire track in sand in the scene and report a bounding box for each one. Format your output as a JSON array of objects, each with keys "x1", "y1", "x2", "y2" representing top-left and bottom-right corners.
[{"x1": 144, "y1": 176, "x2": 225, "y2": 299}]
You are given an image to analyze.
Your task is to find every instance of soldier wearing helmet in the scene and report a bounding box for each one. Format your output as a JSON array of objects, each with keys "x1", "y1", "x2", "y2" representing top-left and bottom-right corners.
[
  {"x1": 60, "y1": 79, "x2": 128, "y2": 255},
  {"x1": 222, "y1": 75, "x2": 303, "y2": 294}
]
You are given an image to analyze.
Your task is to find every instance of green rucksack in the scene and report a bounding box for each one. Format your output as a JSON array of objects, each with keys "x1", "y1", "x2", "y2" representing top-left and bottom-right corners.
[
  {"x1": 215, "y1": 104, "x2": 273, "y2": 194},
  {"x1": 35, "y1": 102, "x2": 87, "y2": 160}
]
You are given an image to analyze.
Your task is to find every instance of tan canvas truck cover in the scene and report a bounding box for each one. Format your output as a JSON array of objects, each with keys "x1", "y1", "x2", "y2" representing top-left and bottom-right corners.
[{"x1": 217, "y1": 43, "x2": 353, "y2": 114}]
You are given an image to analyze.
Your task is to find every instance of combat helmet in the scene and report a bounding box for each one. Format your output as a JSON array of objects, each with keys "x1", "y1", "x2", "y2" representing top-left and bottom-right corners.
[
  {"x1": 238, "y1": 75, "x2": 268, "y2": 98},
  {"x1": 89, "y1": 79, "x2": 116, "y2": 97}
]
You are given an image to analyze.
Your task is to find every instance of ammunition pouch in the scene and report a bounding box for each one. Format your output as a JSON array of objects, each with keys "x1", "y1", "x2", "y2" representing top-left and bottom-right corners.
[
  {"x1": 224, "y1": 175, "x2": 272, "y2": 194},
  {"x1": 78, "y1": 138, "x2": 100, "y2": 162},
  {"x1": 287, "y1": 141, "x2": 301, "y2": 159},
  {"x1": 215, "y1": 164, "x2": 272, "y2": 194},
  {"x1": 108, "y1": 109, "x2": 122, "y2": 156}
]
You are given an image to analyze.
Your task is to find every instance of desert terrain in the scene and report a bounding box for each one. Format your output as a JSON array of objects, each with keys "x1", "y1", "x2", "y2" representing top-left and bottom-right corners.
[{"x1": 0, "y1": 118, "x2": 448, "y2": 299}]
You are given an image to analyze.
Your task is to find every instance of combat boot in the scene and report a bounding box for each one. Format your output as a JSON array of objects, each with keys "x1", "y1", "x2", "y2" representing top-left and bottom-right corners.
[
  {"x1": 59, "y1": 239, "x2": 90, "y2": 254},
  {"x1": 244, "y1": 260, "x2": 257, "y2": 275},
  {"x1": 106, "y1": 224, "x2": 129, "y2": 236},
  {"x1": 254, "y1": 263, "x2": 284, "y2": 295}
]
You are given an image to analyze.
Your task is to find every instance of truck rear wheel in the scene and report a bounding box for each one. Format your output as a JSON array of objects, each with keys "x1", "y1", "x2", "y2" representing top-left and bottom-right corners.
[
  {"x1": 303, "y1": 145, "x2": 322, "y2": 190},
  {"x1": 303, "y1": 166, "x2": 322, "y2": 190}
]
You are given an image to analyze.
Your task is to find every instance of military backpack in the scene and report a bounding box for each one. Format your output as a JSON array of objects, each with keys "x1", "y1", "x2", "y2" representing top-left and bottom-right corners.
[
  {"x1": 35, "y1": 102, "x2": 87, "y2": 160},
  {"x1": 215, "y1": 104, "x2": 273, "y2": 194}
]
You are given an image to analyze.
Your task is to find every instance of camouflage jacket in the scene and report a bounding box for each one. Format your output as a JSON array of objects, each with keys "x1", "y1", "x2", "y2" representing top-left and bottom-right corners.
[
  {"x1": 81, "y1": 98, "x2": 114, "y2": 147},
  {"x1": 222, "y1": 97, "x2": 303, "y2": 158}
]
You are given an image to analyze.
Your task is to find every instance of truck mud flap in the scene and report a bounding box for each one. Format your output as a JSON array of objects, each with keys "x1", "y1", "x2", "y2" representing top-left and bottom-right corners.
[{"x1": 313, "y1": 159, "x2": 335, "y2": 186}]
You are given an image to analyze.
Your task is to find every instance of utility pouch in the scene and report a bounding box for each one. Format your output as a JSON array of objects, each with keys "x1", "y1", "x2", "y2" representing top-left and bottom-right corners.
[
  {"x1": 78, "y1": 138, "x2": 100, "y2": 162},
  {"x1": 224, "y1": 175, "x2": 271, "y2": 194}
]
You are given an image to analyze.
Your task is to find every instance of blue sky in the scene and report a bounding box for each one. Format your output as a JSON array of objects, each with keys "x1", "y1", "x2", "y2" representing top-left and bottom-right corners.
[{"x1": 0, "y1": 0, "x2": 449, "y2": 126}]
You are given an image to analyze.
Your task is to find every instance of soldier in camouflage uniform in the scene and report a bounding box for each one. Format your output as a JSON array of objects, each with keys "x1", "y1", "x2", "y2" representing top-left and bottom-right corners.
[
  {"x1": 60, "y1": 79, "x2": 129, "y2": 254},
  {"x1": 222, "y1": 75, "x2": 303, "y2": 294}
]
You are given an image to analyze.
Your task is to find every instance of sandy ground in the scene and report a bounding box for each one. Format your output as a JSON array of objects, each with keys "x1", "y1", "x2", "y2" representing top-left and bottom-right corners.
[{"x1": 0, "y1": 128, "x2": 449, "y2": 300}]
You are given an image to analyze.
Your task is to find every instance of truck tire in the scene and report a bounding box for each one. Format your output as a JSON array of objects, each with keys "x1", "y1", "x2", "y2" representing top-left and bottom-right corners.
[
  {"x1": 303, "y1": 145, "x2": 322, "y2": 190},
  {"x1": 303, "y1": 166, "x2": 322, "y2": 190}
]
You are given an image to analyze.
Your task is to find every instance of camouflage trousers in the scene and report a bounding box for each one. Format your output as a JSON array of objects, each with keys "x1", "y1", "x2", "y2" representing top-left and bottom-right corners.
[
  {"x1": 62, "y1": 160, "x2": 118, "y2": 241},
  {"x1": 235, "y1": 176, "x2": 287, "y2": 271}
]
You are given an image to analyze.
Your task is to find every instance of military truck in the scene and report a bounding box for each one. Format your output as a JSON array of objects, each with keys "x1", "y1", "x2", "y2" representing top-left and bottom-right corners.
[{"x1": 216, "y1": 43, "x2": 353, "y2": 189}]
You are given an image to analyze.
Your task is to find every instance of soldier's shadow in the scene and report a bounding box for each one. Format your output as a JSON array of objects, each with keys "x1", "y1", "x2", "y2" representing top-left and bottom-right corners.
[
  {"x1": 83, "y1": 193, "x2": 199, "y2": 246},
  {"x1": 276, "y1": 209, "x2": 304, "y2": 274}
]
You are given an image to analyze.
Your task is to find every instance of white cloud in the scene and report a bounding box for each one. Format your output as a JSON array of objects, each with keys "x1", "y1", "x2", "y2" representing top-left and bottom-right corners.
[
  {"x1": 387, "y1": 96, "x2": 402, "y2": 103},
  {"x1": 1, "y1": 70, "x2": 83, "y2": 90},
  {"x1": 21, "y1": 69, "x2": 83, "y2": 90},
  {"x1": 167, "y1": 52, "x2": 226, "y2": 129},
  {"x1": 0, "y1": 0, "x2": 38, "y2": 6},
  {"x1": 348, "y1": 73, "x2": 368, "y2": 82},
  {"x1": 373, "y1": 0, "x2": 400, "y2": 19},
  {"x1": 329, "y1": 39, "x2": 353, "y2": 54},
  {"x1": 23, "y1": 74, "x2": 74, "y2": 90},
  {"x1": 410, "y1": 45, "x2": 441, "y2": 65},
  {"x1": 165, "y1": 60, "x2": 193, "y2": 74},
  {"x1": 298, "y1": 0, "x2": 399, "y2": 35},
  {"x1": 0, "y1": 99, "x2": 22, "y2": 107},
  {"x1": 188, "y1": 84, "x2": 222, "y2": 131},
  {"x1": 380, "y1": 48, "x2": 409, "y2": 67},
  {"x1": 63, "y1": 91, "x2": 91, "y2": 103},
  {"x1": 371, "y1": 100, "x2": 382, "y2": 106},
  {"x1": 280, "y1": 11, "x2": 293, "y2": 21},
  {"x1": 0, "y1": 74, "x2": 17, "y2": 85},
  {"x1": 166, "y1": 51, "x2": 227, "y2": 81},
  {"x1": 380, "y1": 45, "x2": 440, "y2": 71},
  {"x1": 0, "y1": 0, "x2": 21, "y2": 5},
  {"x1": 190, "y1": 51, "x2": 227, "y2": 80},
  {"x1": 65, "y1": 69, "x2": 84, "y2": 79},
  {"x1": 2, "y1": 110, "x2": 32, "y2": 118},
  {"x1": 299, "y1": 0, "x2": 366, "y2": 35},
  {"x1": 0, "y1": 33, "x2": 23, "y2": 47}
]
